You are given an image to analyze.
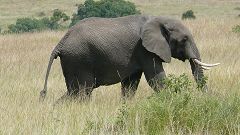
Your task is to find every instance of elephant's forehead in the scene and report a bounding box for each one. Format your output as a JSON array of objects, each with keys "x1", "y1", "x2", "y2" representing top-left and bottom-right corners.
[
  {"x1": 166, "y1": 26, "x2": 192, "y2": 42},
  {"x1": 169, "y1": 23, "x2": 192, "y2": 36}
]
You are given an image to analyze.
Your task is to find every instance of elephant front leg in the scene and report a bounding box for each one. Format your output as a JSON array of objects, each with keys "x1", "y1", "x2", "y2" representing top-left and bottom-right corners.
[
  {"x1": 144, "y1": 71, "x2": 166, "y2": 92},
  {"x1": 143, "y1": 60, "x2": 166, "y2": 92},
  {"x1": 121, "y1": 71, "x2": 142, "y2": 99}
]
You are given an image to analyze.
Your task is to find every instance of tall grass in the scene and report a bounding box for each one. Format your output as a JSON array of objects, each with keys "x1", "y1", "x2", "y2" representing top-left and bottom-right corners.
[
  {"x1": 0, "y1": 0, "x2": 239, "y2": 28},
  {"x1": 0, "y1": 13, "x2": 239, "y2": 135},
  {"x1": 126, "y1": 74, "x2": 240, "y2": 134}
]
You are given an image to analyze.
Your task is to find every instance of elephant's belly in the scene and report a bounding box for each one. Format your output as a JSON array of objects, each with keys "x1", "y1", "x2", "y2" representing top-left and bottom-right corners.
[
  {"x1": 95, "y1": 74, "x2": 121, "y2": 86},
  {"x1": 95, "y1": 69, "x2": 127, "y2": 86},
  {"x1": 94, "y1": 65, "x2": 137, "y2": 86}
]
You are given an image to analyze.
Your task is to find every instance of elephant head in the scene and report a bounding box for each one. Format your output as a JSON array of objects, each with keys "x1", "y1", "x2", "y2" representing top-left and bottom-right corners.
[{"x1": 141, "y1": 16, "x2": 220, "y2": 89}]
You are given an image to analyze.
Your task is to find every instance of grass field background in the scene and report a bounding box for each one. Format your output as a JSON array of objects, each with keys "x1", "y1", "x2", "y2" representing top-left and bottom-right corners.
[
  {"x1": 0, "y1": 0, "x2": 240, "y2": 134},
  {"x1": 0, "y1": 0, "x2": 239, "y2": 28}
]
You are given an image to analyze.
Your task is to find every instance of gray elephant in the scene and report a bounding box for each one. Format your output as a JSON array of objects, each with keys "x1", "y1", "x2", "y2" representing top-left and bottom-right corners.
[{"x1": 40, "y1": 15, "x2": 219, "y2": 101}]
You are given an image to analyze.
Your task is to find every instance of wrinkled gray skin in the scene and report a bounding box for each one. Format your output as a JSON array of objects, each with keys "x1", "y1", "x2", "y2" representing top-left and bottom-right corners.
[{"x1": 40, "y1": 15, "x2": 205, "y2": 101}]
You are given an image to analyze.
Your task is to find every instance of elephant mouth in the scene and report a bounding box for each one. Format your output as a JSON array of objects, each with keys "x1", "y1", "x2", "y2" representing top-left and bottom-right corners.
[{"x1": 191, "y1": 58, "x2": 220, "y2": 70}]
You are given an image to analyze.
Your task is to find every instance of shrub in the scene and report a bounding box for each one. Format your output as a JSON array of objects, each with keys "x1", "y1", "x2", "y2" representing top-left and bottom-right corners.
[
  {"x1": 182, "y1": 10, "x2": 196, "y2": 20},
  {"x1": 8, "y1": 18, "x2": 46, "y2": 33},
  {"x1": 234, "y1": 7, "x2": 240, "y2": 10},
  {"x1": 8, "y1": 9, "x2": 70, "y2": 33},
  {"x1": 70, "y1": 0, "x2": 140, "y2": 26},
  {"x1": 37, "y1": 11, "x2": 46, "y2": 17},
  {"x1": 114, "y1": 102, "x2": 129, "y2": 131},
  {"x1": 232, "y1": 25, "x2": 240, "y2": 33},
  {"x1": 41, "y1": 9, "x2": 70, "y2": 30},
  {"x1": 126, "y1": 74, "x2": 240, "y2": 134}
]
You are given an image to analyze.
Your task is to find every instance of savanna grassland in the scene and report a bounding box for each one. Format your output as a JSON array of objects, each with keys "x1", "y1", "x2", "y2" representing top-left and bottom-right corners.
[{"x1": 0, "y1": 0, "x2": 240, "y2": 134}]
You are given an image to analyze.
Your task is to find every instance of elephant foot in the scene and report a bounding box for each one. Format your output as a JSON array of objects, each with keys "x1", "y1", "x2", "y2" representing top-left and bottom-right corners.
[
  {"x1": 53, "y1": 93, "x2": 70, "y2": 106},
  {"x1": 53, "y1": 92, "x2": 92, "y2": 106}
]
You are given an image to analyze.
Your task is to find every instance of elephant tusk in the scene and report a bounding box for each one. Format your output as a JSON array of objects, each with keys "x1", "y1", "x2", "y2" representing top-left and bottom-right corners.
[
  {"x1": 193, "y1": 59, "x2": 220, "y2": 67},
  {"x1": 201, "y1": 66, "x2": 211, "y2": 70}
]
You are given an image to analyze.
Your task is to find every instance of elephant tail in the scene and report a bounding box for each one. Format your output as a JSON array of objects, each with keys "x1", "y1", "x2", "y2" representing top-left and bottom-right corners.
[{"x1": 39, "y1": 48, "x2": 60, "y2": 102}]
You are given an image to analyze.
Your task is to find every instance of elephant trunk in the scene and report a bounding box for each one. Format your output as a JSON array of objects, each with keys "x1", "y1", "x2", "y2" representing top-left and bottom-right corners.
[
  {"x1": 187, "y1": 43, "x2": 220, "y2": 91},
  {"x1": 190, "y1": 59, "x2": 207, "y2": 90},
  {"x1": 188, "y1": 43, "x2": 204, "y2": 87}
]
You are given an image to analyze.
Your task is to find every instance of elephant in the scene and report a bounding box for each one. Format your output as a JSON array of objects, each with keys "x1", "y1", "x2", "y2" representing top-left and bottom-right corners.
[{"x1": 40, "y1": 15, "x2": 219, "y2": 101}]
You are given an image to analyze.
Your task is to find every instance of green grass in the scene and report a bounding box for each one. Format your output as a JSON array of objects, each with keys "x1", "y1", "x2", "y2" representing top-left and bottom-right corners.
[
  {"x1": 125, "y1": 75, "x2": 240, "y2": 134},
  {"x1": 132, "y1": 89, "x2": 240, "y2": 134}
]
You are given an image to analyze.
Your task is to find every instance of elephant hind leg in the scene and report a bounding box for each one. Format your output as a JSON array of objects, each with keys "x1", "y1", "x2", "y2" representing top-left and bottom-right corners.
[
  {"x1": 62, "y1": 69, "x2": 95, "y2": 101},
  {"x1": 121, "y1": 71, "x2": 142, "y2": 99},
  {"x1": 54, "y1": 88, "x2": 92, "y2": 106},
  {"x1": 69, "y1": 76, "x2": 94, "y2": 99},
  {"x1": 55, "y1": 85, "x2": 93, "y2": 105}
]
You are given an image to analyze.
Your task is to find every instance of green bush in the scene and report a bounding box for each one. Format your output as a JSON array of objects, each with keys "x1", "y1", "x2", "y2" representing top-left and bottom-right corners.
[
  {"x1": 8, "y1": 9, "x2": 69, "y2": 33},
  {"x1": 232, "y1": 25, "x2": 240, "y2": 33},
  {"x1": 8, "y1": 18, "x2": 46, "y2": 33},
  {"x1": 126, "y1": 74, "x2": 240, "y2": 134},
  {"x1": 48, "y1": 9, "x2": 70, "y2": 29},
  {"x1": 70, "y1": 0, "x2": 140, "y2": 26},
  {"x1": 234, "y1": 7, "x2": 240, "y2": 10},
  {"x1": 182, "y1": 10, "x2": 196, "y2": 20},
  {"x1": 40, "y1": 9, "x2": 70, "y2": 30},
  {"x1": 36, "y1": 11, "x2": 46, "y2": 17}
]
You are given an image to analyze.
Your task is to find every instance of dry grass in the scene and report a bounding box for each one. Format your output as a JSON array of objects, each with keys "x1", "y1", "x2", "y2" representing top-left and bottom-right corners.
[
  {"x1": 0, "y1": 0, "x2": 239, "y2": 28},
  {"x1": 0, "y1": 0, "x2": 240, "y2": 134},
  {"x1": 0, "y1": 16, "x2": 239, "y2": 134}
]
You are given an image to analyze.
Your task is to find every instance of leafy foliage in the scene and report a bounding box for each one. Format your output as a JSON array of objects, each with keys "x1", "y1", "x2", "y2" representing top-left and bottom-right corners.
[
  {"x1": 232, "y1": 25, "x2": 240, "y2": 33},
  {"x1": 8, "y1": 18, "x2": 44, "y2": 33},
  {"x1": 234, "y1": 7, "x2": 240, "y2": 10},
  {"x1": 8, "y1": 9, "x2": 69, "y2": 33},
  {"x1": 163, "y1": 74, "x2": 192, "y2": 93},
  {"x1": 36, "y1": 11, "x2": 46, "y2": 17},
  {"x1": 196, "y1": 76, "x2": 208, "y2": 92},
  {"x1": 70, "y1": 0, "x2": 140, "y2": 26},
  {"x1": 114, "y1": 102, "x2": 129, "y2": 131},
  {"x1": 47, "y1": 9, "x2": 70, "y2": 29},
  {"x1": 182, "y1": 10, "x2": 196, "y2": 20},
  {"x1": 125, "y1": 74, "x2": 240, "y2": 134}
]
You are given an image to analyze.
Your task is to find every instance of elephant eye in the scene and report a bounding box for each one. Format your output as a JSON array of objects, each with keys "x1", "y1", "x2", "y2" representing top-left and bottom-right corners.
[{"x1": 181, "y1": 36, "x2": 188, "y2": 43}]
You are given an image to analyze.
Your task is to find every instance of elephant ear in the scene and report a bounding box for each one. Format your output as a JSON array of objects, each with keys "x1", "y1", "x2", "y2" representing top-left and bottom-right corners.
[{"x1": 141, "y1": 18, "x2": 171, "y2": 63}]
